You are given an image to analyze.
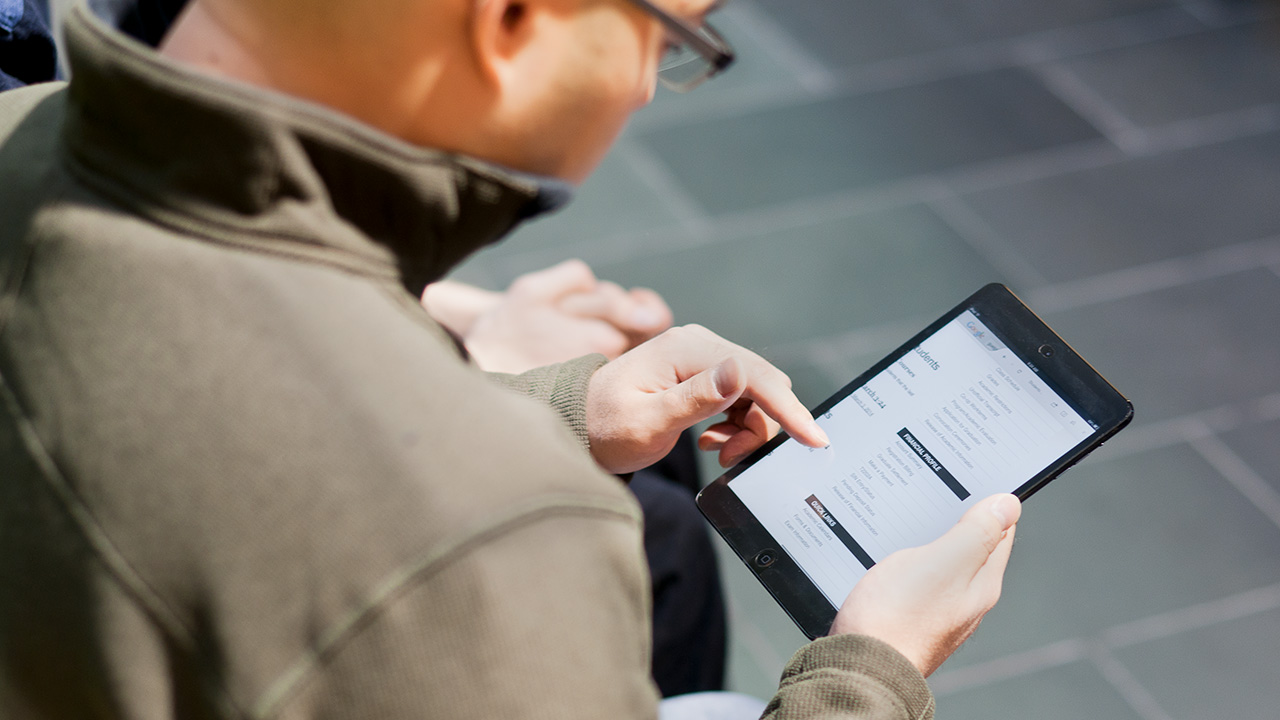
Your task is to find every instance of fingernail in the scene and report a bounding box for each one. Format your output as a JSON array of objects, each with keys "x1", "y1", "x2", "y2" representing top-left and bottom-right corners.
[
  {"x1": 630, "y1": 308, "x2": 663, "y2": 328},
  {"x1": 712, "y1": 361, "x2": 738, "y2": 399},
  {"x1": 814, "y1": 425, "x2": 831, "y2": 448},
  {"x1": 990, "y1": 495, "x2": 1015, "y2": 526}
]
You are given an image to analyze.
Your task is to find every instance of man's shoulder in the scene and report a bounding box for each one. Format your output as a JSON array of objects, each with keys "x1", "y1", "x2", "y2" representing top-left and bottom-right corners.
[
  {"x1": 0, "y1": 221, "x2": 640, "y2": 699},
  {"x1": 0, "y1": 246, "x2": 644, "y2": 715},
  {"x1": 0, "y1": 82, "x2": 68, "y2": 228},
  {"x1": 0, "y1": 80, "x2": 64, "y2": 148},
  {"x1": 6, "y1": 214, "x2": 623, "y2": 501},
  {"x1": 0, "y1": 80, "x2": 63, "y2": 136},
  {"x1": 6, "y1": 209, "x2": 630, "y2": 532}
]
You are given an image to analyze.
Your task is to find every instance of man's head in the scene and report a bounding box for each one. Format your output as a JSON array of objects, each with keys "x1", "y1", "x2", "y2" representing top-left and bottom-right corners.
[{"x1": 160, "y1": 0, "x2": 729, "y2": 183}]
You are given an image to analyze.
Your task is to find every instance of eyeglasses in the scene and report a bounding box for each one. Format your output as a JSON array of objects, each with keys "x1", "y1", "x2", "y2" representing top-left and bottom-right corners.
[{"x1": 625, "y1": 0, "x2": 736, "y2": 92}]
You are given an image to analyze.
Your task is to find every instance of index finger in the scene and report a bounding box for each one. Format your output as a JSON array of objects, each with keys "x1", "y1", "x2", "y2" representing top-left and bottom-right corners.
[
  {"x1": 741, "y1": 382, "x2": 828, "y2": 448},
  {"x1": 725, "y1": 353, "x2": 829, "y2": 449},
  {"x1": 659, "y1": 325, "x2": 830, "y2": 448}
]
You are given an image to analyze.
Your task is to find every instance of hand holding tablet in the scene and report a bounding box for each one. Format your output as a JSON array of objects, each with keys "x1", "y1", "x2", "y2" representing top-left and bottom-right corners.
[
  {"x1": 831, "y1": 493, "x2": 1021, "y2": 676},
  {"x1": 697, "y1": 284, "x2": 1132, "y2": 641}
]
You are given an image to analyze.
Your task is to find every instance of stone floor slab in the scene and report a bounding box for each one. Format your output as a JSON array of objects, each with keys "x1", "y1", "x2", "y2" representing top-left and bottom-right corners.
[{"x1": 635, "y1": 68, "x2": 1100, "y2": 215}]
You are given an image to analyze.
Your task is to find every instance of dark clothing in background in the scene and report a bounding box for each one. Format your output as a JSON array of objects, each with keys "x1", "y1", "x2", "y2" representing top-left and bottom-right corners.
[
  {"x1": 633, "y1": 470, "x2": 727, "y2": 697},
  {"x1": 0, "y1": 0, "x2": 56, "y2": 89},
  {"x1": 0, "y1": 0, "x2": 190, "y2": 91},
  {"x1": 633, "y1": 431, "x2": 727, "y2": 696},
  {"x1": 88, "y1": 0, "x2": 186, "y2": 46}
]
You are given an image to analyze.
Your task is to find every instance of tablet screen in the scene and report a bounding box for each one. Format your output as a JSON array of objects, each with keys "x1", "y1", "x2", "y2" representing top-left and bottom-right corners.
[{"x1": 727, "y1": 309, "x2": 1096, "y2": 608}]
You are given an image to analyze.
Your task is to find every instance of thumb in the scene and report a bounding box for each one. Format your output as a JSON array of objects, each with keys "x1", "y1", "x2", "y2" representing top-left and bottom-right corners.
[
  {"x1": 656, "y1": 357, "x2": 747, "y2": 433},
  {"x1": 928, "y1": 494, "x2": 1021, "y2": 578}
]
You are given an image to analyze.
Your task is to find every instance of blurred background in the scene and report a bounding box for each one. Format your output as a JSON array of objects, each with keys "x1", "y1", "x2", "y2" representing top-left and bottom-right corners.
[{"x1": 451, "y1": 0, "x2": 1280, "y2": 716}]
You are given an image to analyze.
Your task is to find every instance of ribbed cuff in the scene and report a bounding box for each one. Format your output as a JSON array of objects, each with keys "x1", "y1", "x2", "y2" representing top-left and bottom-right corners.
[
  {"x1": 767, "y1": 635, "x2": 935, "y2": 720},
  {"x1": 486, "y1": 354, "x2": 608, "y2": 451}
]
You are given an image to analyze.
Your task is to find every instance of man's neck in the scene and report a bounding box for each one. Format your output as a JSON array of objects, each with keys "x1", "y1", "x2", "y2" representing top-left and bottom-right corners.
[{"x1": 158, "y1": 1, "x2": 275, "y2": 87}]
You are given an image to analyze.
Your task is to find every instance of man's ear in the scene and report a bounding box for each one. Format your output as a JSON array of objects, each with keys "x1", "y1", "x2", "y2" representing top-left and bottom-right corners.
[{"x1": 469, "y1": 0, "x2": 534, "y2": 85}]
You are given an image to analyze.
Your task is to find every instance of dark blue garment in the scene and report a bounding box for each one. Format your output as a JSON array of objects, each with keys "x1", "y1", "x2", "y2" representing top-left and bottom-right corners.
[
  {"x1": 0, "y1": 0, "x2": 57, "y2": 90},
  {"x1": 0, "y1": 0, "x2": 190, "y2": 92},
  {"x1": 90, "y1": 0, "x2": 188, "y2": 47}
]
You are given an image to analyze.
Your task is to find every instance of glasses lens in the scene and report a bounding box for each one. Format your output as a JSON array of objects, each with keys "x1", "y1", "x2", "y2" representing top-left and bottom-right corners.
[
  {"x1": 656, "y1": 22, "x2": 731, "y2": 92},
  {"x1": 658, "y1": 43, "x2": 712, "y2": 90}
]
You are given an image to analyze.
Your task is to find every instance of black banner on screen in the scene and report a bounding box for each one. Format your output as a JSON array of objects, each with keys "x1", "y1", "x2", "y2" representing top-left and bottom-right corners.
[
  {"x1": 896, "y1": 428, "x2": 971, "y2": 500},
  {"x1": 805, "y1": 494, "x2": 875, "y2": 570}
]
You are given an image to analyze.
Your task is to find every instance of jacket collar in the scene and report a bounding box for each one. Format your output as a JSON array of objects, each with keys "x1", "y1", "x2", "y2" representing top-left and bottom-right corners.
[{"x1": 58, "y1": 2, "x2": 570, "y2": 296}]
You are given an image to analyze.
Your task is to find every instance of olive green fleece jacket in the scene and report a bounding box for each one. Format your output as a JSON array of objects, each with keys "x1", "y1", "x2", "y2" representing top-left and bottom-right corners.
[{"x1": 0, "y1": 4, "x2": 935, "y2": 719}]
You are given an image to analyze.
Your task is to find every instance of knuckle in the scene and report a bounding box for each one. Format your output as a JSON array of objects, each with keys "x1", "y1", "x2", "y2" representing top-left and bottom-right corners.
[
  {"x1": 592, "y1": 332, "x2": 629, "y2": 359},
  {"x1": 508, "y1": 275, "x2": 537, "y2": 295},
  {"x1": 598, "y1": 281, "x2": 626, "y2": 299},
  {"x1": 775, "y1": 367, "x2": 794, "y2": 389},
  {"x1": 664, "y1": 324, "x2": 697, "y2": 344},
  {"x1": 979, "y1": 520, "x2": 1006, "y2": 552},
  {"x1": 659, "y1": 386, "x2": 691, "y2": 418},
  {"x1": 682, "y1": 323, "x2": 716, "y2": 340},
  {"x1": 559, "y1": 258, "x2": 593, "y2": 278}
]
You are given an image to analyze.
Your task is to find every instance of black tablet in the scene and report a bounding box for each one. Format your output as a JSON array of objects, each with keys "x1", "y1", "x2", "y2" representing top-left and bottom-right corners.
[{"x1": 696, "y1": 283, "x2": 1133, "y2": 640}]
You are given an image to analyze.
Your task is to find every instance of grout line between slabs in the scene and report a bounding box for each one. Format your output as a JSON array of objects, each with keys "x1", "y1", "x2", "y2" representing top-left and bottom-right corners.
[
  {"x1": 932, "y1": 580, "x2": 1280, "y2": 705},
  {"x1": 1026, "y1": 63, "x2": 1148, "y2": 155},
  {"x1": 1104, "y1": 582, "x2": 1280, "y2": 649},
  {"x1": 1087, "y1": 644, "x2": 1177, "y2": 720},
  {"x1": 723, "y1": 0, "x2": 839, "y2": 94},
  {"x1": 925, "y1": 195, "x2": 1050, "y2": 290},
  {"x1": 493, "y1": 137, "x2": 1115, "y2": 277},
  {"x1": 1094, "y1": 392, "x2": 1280, "y2": 463},
  {"x1": 611, "y1": 138, "x2": 716, "y2": 237},
  {"x1": 1136, "y1": 103, "x2": 1280, "y2": 156},
  {"x1": 1027, "y1": 234, "x2": 1280, "y2": 313},
  {"x1": 1175, "y1": 0, "x2": 1230, "y2": 27},
  {"x1": 765, "y1": 234, "x2": 1280, "y2": 386},
  {"x1": 632, "y1": 5, "x2": 1240, "y2": 132},
  {"x1": 928, "y1": 639, "x2": 1088, "y2": 695},
  {"x1": 928, "y1": 402, "x2": 1280, "y2": 702},
  {"x1": 497, "y1": 98, "x2": 1278, "y2": 281},
  {"x1": 1189, "y1": 430, "x2": 1280, "y2": 532}
]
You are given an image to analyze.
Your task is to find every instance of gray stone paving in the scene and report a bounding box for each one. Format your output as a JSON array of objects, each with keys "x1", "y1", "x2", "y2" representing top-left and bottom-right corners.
[{"x1": 454, "y1": 0, "x2": 1280, "y2": 716}]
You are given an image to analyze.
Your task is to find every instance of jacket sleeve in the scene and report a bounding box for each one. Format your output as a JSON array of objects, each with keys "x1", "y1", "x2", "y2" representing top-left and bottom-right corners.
[
  {"x1": 492, "y1": 357, "x2": 936, "y2": 720},
  {"x1": 486, "y1": 354, "x2": 608, "y2": 451},
  {"x1": 764, "y1": 635, "x2": 935, "y2": 720}
]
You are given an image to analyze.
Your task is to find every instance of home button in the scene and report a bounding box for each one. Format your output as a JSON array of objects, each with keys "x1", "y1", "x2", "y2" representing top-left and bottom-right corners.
[{"x1": 754, "y1": 549, "x2": 778, "y2": 568}]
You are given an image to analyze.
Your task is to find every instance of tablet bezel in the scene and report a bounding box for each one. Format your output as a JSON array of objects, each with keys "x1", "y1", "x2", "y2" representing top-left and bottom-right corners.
[{"x1": 696, "y1": 283, "x2": 1133, "y2": 640}]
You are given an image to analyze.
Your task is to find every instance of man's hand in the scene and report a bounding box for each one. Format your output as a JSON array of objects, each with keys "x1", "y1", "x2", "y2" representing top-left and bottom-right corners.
[
  {"x1": 830, "y1": 493, "x2": 1022, "y2": 677},
  {"x1": 422, "y1": 260, "x2": 672, "y2": 374},
  {"x1": 586, "y1": 325, "x2": 830, "y2": 474}
]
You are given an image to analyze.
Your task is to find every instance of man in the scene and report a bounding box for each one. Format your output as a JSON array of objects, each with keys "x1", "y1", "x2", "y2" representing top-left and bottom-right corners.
[
  {"x1": 0, "y1": 1, "x2": 1020, "y2": 719},
  {"x1": 1, "y1": 0, "x2": 732, "y2": 694}
]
